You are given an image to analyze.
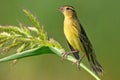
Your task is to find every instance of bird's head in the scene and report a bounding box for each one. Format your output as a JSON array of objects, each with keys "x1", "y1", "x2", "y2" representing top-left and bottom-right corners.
[{"x1": 59, "y1": 6, "x2": 76, "y2": 18}]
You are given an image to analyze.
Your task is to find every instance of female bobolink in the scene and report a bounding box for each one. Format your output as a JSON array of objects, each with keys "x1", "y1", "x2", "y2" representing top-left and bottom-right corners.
[{"x1": 59, "y1": 5, "x2": 103, "y2": 75}]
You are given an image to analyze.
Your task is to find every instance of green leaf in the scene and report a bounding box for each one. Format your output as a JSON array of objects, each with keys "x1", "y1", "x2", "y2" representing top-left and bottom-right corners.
[
  {"x1": 0, "y1": 46, "x2": 52, "y2": 63},
  {"x1": 0, "y1": 46, "x2": 100, "y2": 80}
]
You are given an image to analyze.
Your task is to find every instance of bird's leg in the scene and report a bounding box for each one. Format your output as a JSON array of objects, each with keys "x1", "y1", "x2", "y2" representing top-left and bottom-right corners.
[
  {"x1": 62, "y1": 50, "x2": 78, "y2": 60},
  {"x1": 75, "y1": 53, "x2": 86, "y2": 70}
]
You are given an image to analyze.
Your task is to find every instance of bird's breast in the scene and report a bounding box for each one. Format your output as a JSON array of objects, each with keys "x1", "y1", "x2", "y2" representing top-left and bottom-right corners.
[
  {"x1": 64, "y1": 19, "x2": 79, "y2": 41},
  {"x1": 64, "y1": 18, "x2": 84, "y2": 52}
]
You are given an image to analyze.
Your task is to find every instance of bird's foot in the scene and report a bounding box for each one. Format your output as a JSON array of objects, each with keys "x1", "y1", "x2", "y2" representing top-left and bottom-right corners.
[
  {"x1": 72, "y1": 59, "x2": 82, "y2": 70},
  {"x1": 75, "y1": 54, "x2": 85, "y2": 69},
  {"x1": 62, "y1": 51, "x2": 78, "y2": 60},
  {"x1": 62, "y1": 52, "x2": 70, "y2": 60},
  {"x1": 76, "y1": 59, "x2": 83, "y2": 70}
]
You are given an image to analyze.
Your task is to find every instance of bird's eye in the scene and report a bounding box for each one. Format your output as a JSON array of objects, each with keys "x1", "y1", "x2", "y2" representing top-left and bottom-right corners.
[{"x1": 66, "y1": 7, "x2": 70, "y2": 10}]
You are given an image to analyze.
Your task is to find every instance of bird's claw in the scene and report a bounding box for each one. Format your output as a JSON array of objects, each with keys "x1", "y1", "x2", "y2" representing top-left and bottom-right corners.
[
  {"x1": 61, "y1": 52, "x2": 70, "y2": 60},
  {"x1": 72, "y1": 59, "x2": 82, "y2": 70},
  {"x1": 62, "y1": 50, "x2": 78, "y2": 60}
]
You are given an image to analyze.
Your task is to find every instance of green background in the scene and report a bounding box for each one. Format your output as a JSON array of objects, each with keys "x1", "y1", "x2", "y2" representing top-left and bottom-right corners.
[{"x1": 0, "y1": 0, "x2": 120, "y2": 80}]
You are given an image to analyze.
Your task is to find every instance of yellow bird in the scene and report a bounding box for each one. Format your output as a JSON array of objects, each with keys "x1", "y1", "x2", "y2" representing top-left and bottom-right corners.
[{"x1": 59, "y1": 5, "x2": 103, "y2": 75}]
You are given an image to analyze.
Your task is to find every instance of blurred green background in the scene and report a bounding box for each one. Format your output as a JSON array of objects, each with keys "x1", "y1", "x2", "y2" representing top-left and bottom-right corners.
[{"x1": 0, "y1": 0, "x2": 120, "y2": 80}]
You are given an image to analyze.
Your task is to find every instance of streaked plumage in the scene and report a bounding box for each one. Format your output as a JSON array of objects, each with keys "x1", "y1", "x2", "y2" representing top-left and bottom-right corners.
[{"x1": 59, "y1": 5, "x2": 103, "y2": 75}]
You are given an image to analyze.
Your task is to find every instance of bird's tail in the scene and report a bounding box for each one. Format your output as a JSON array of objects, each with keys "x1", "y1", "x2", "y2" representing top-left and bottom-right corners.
[{"x1": 86, "y1": 52, "x2": 103, "y2": 75}]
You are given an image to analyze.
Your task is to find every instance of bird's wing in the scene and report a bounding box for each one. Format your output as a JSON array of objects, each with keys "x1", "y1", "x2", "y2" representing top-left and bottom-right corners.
[
  {"x1": 79, "y1": 23, "x2": 95, "y2": 57},
  {"x1": 80, "y1": 24, "x2": 96, "y2": 61},
  {"x1": 79, "y1": 24, "x2": 103, "y2": 74}
]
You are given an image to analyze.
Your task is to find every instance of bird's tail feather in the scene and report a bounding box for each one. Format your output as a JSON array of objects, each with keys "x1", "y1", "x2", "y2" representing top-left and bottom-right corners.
[{"x1": 87, "y1": 53, "x2": 103, "y2": 75}]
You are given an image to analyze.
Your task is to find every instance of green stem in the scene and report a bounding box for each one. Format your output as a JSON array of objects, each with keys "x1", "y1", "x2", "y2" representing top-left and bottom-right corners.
[
  {"x1": 0, "y1": 46, "x2": 101, "y2": 80},
  {"x1": 49, "y1": 47, "x2": 101, "y2": 80}
]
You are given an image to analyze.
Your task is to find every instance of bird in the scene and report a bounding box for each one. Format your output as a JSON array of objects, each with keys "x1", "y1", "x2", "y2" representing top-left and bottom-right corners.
[{"x1": 59, "y1": 5, "x2": 103, "y2": 75}]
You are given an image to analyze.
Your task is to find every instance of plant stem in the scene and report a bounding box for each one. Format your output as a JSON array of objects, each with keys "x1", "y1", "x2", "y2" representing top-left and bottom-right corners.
[{"x1": 50, "y1": 47, "x2": 101, "y2": 80}]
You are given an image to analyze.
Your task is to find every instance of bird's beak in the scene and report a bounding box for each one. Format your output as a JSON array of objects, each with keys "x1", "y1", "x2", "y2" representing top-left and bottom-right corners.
[{"x1": 59, "y1": 7, "x2": 64, "y2": 12}]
